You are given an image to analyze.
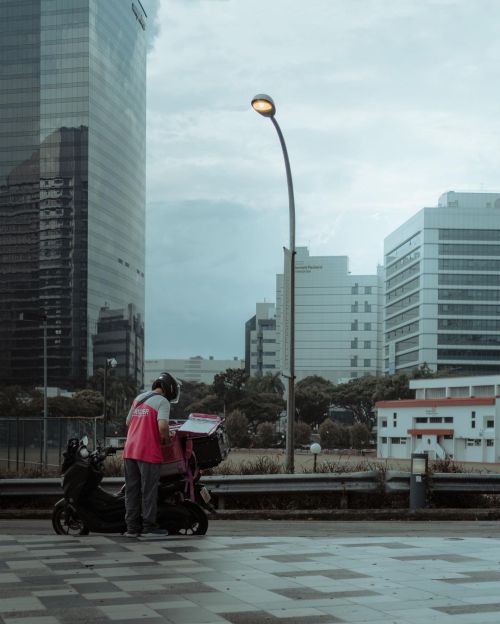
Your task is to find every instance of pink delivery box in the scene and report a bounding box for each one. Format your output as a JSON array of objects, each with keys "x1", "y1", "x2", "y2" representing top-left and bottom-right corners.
[{"x1": 177, "y1": 413, "x2": 229, "y2": 469}]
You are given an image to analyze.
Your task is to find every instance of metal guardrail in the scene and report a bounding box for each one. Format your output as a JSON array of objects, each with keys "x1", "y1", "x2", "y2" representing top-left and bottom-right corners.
[{"x1": 2, "y1": 472, "x2": 500, "y2": 508}]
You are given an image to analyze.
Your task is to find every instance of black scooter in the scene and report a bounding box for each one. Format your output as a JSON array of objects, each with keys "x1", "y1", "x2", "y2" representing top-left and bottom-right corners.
[{"x1": 52, "y1": 436, "x2": 210, "y2": 536}]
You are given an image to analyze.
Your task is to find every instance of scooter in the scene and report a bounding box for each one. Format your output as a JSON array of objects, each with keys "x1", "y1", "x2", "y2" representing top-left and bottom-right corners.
[{"x1": 52, "y1": 435, "x2": 211, "y2": 536}]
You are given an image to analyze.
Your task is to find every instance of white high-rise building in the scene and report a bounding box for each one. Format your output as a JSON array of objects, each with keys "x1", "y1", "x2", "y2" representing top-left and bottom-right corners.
[
  {"x1": 144, "y1": 356, "x2": 244, "y2": 388},
  {"x1": 384, "y1": 191, "x2": 500, "y2": 375},
  {"x1": 276, "y1": 247, "x2": 384, "y2": 383},
  {"x1": 245, "y1": 303, "x2": 278, "y2": 376}
]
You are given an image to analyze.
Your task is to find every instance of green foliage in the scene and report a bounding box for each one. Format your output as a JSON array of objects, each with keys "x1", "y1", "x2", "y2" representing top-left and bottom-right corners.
[
  {"x1": 212, "y1": 368, "x2": 248, "y2": 410},
  {"x1": 225, "y1": 409, "x2": 251, "y2": 447},
  {"x1": 172, "y1": 380, "x2": 213, "y2": 418},
  {"x1": 319, "y1": 419, "x2": 350, "y2": 449},
  {"x1": 185, "y1": 393, "x2": 222, "y2": 416},
  {"x1": 245, "y1": 373, "x2": 284, "y2": 397},
  {"x1": 255, "y1": 422, "x2": 275, "y2": 448},
  {"x1": 294, "y1": 420, "x2": 311, "y2": 445},
  {"x1": 231, "y1": 392, "x2": 284, "y2": 432},
  {"x1": 72, "y1": 389, "x2": 103, "y2": 416},
  {"x1": 295, "y1": 376, "x2": 335, "y2": 426},
  {"x1": 350, "y1": 423, "x2": 372, "y2": 449}
]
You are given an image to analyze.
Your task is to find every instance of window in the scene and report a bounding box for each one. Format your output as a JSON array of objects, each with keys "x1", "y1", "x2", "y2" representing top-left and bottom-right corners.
[
  {"x1": 351, "y1": 356, "x2": 358, "y2": 367},
  {"x1": 416, "y1": 417, "x2": 428, "y2": 423},
  {"x1": 381, "y1": 420, "x2": 387, "y2": 428},
  {"x1": 444, "y1": 417, "x2": 453, "y2": 423},
  {"x1": 487, "y1": 439, "x2": 494, "y2": 447},
  {"x1": 352, "y1": 283, "x2": 359, "y2": 294},
  {"x1": 391, "y1": 437, "x2": 401, "y2": 444},
  {"x1": 364, "y1": 322, "x2": 372, "y2": 331},
  {"x1": 364, "y1": 340, "x2": 371, "y2": 349},
  {"x1": 365, "y1": 286, "x2": 372, "y2": 294},
  {"x1": 351, "y1": 338, "x2": 358, "y2": 349},
  {"x1": 351, "y1": 320, "x2": 358, "y2": 331},
  {"x1": 351, "y1": 302, "x2": 359, "y2": 312},
  {"x1": 364, "y1": 302, "x2": 371, "y2": 312},
  {"x1": 430, "y1": 417, "x2": 442, "y2": 423},
  {"x1": 364, "y1": 359, "x2": 371, "y2": 367},
  {"x1": 475, "y1": 439, "x2": 482, "y2": 446},
  {"x1": 487, "y1": 420, "x2": 494, "y2": 428},
  {"x1": 381, "y1": 437, "x2": 387, "y2": 443},
  {"x1": 439, "y1": 228, "x2": 500, "y2": 241}
]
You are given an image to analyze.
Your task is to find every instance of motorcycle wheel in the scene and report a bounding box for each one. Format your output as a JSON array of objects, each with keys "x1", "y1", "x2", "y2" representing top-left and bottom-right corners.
[
  {"x1": 171, "y1": 500, "x2": 208, "y2": 536},
  {"x1": 52, "y1": 499, "x2": 90, "y2": 536}
]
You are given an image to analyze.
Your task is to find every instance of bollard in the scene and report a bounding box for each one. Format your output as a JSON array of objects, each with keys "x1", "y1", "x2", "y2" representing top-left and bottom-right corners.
[{"x1": 410, "y1": 452, "x2": 428, "y2": 510}]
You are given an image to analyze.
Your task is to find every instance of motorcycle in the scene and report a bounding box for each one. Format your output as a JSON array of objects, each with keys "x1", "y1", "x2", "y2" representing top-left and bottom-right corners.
[{"x1": 52, "y1": 418, "x2": 227, "y2": 537}]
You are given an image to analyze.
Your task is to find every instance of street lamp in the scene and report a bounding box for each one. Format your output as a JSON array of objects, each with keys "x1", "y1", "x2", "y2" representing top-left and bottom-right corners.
[
  {"x1": 251, "y1": 93, "x2": 296, "y2": 473},
  {"x1": 102, "y1": 357, "x2": 117, "y2": 443}
]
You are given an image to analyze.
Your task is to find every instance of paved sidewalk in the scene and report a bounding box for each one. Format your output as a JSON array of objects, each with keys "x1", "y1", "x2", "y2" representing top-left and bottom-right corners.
[{"x1": 1, "y1": 533, "x2": 500, "y2": 624}]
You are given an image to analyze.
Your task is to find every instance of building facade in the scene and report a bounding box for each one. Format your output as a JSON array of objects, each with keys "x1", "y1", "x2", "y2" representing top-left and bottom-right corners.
[
  {"x1": 245, "y1": 302, "x2": 278, "y2": 376},
  {"x1": 376, "y1": 375, "x2": 500, "y2": 463},
  {"x1": 276, "y1": 247, "x2": 384, "y2": 383},
  {"x1": 0, "y1": 0, "x2": 148, "y2": 389},
  {"x1": 384, "y1": 191, "x2": 500, "y2": 376},
  {"x1": 145, "y1": 356, "x2": 245, "y2": 389}
]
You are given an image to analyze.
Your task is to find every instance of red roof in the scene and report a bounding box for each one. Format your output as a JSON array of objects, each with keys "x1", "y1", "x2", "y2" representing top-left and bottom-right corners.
[{"x1": 376, "y1": 397, "x2": 495, "y2": 408}]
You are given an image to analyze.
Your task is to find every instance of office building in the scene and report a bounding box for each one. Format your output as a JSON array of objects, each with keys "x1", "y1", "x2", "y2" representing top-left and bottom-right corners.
[
  {"x1": 0, "y1": 0, "x2": 148, "y2": 388},
  {"x1": 245, "y1": 302, "x2": 278, "y2": 376},
  {"x1": 145, "y1": 356, "x2": 245, "y2": 389},
  {"x1": 376, "y1": 374, "x2": 500, "y2": 463},
  {"x1": 384, "y1": 191, "x2": 500, "y2": 376},
  {"x1": 275, "y1": 247, "x2": 384, "y2": 383}
]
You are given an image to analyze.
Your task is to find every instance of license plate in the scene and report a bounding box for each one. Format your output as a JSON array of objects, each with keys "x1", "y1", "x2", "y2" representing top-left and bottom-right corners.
[{"x1": 200, "y1": 486, "x2": 211, "y2": 503}]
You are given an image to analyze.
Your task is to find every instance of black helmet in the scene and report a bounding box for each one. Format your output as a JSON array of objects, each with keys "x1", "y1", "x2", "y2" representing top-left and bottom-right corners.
[{"x1": 152, "y1": 372, "x2": 181, "y2": 403}]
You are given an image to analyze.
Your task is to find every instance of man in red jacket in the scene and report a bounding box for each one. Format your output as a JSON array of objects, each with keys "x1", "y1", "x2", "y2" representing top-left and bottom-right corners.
[{"x1": 123, "y1": 372, "x2": 180, "y2": 537}]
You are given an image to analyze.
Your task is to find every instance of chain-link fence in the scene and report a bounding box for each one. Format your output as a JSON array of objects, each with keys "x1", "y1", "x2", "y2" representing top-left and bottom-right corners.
[{"x1": 0, "y1": 416, "x2": 101, "y2": 473}]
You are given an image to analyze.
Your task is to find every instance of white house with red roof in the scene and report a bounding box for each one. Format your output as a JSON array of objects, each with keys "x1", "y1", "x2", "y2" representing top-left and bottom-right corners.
[{"x1": 375, "y1": 375, "x2": 500, "y2": 463}]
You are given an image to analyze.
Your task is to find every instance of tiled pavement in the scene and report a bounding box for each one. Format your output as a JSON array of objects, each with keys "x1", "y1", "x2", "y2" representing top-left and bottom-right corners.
[{"x1": 1, "y1": 533, "x2": 500, "y2": 623}]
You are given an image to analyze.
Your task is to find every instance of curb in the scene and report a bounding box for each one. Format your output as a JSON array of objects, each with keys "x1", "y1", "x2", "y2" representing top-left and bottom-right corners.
[{"x1": 3, "y1": 508, "x2": 500, "y2": 521}]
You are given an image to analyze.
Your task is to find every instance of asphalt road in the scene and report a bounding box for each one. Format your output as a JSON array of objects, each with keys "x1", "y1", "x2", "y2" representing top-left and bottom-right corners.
[{"x1": 3, "y1": 518, "x2": 500, "y2": 537}]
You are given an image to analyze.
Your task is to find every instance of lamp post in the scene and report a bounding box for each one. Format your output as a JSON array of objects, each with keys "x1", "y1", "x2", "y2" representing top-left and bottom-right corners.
[
  {"x1": 251, "y1": 93, "x2": 296, "y2": 473},
  {"x1": 310, "y1": 442, "x2": 321, "y2": 473},
  {"x1": 102, "y1": 357, "x2": 117, "y2": 443}
]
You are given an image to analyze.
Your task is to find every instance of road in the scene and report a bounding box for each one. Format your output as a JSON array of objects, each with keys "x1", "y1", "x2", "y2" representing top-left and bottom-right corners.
[{"x1": 3, "y1": 518, "x2": 500, "y2": 537}]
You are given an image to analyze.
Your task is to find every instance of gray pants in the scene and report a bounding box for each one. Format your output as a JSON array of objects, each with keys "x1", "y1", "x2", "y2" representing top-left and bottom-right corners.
[{"x1": 124, "y1": 459, "x2": 161, "y2": 532}]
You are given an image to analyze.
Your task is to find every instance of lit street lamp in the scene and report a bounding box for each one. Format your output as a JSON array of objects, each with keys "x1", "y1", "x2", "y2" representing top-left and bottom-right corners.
[
  {"x1": 102, "y1": 357, "x2": 117, "y2": 443},
  {"x1": 251, "y1": 93, "x2": 296, "y2": 473}
]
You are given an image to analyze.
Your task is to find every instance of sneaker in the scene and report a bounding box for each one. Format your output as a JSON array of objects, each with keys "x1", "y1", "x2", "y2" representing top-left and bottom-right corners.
[
  {"x1": 125, "y1": 530, "x2": 140, "y2": 538},
  {"x1": 140, "y1": 528, "x2": 168, "y2": 537}
]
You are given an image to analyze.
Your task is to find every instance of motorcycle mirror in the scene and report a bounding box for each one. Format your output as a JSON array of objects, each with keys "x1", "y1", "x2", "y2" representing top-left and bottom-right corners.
[{"x1": 81, "y1": 435, "x2": 89, "y2": 447}]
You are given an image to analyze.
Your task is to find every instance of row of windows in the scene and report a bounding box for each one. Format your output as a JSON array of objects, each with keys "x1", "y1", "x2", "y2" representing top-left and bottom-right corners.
[
  {"x1": 439, "y1": 258, "x2": 500, "y2": 271},
  {"x1": 439, "y1": 243, "x2": 500, "y2": 256},
  {"x1": 438, "y1": 318, "x2": 500, "y2": 331},
  {"x1": 396, "y1": 335, "x2": 419, "y2": 352},
  {"x1": 438, "y1": 333, "x2": 500, "y2": 346},
  {"x1": 439, "y1": 303, "x2": 500, "y2": 316},
  {"x1": 439, "y1": 229, "x2": 500, "y2": 241},
  {"x1": 350, "y1": 321, "x2": 373, "y2": 331},
  {"x1": 386, "y1": 263, "x2": 420, "y2": 290},
  {"x1": 395, "y1": 350, "x2": 419, "y2": 365},
  {"x1": 351, "y1": 284, "x2": 373, "y2": 294},
  {"x1": 386, "y1": 277, "x2": 419, "y2": 302},
  {"x1": 386, "y1": 321, "x2": 419, "y2": 341},
  {"x1": 385, "y1": 250, "x2": 420, "y2": 277},
  {"x1": 438, "y1": 288, "x2": 500, "y2": 302},
  {"x1": 385, "y1": 232, "x2": 421, "y2": 265},
  {"x1": 385, "y1": 292, "x2": 419, "y2": 317},
  {"x1": 385, "y1": 306, "x2": 419, "y2": 329},
  {"x1": 438, "y1": 349, "x2": 500, "y2": 361},
  {"x1": 439, "y1": 273, "x2": 500, "y2": 286},
  {"x1": 415, "y1": 417, "x2": 454, "y2": 423}
]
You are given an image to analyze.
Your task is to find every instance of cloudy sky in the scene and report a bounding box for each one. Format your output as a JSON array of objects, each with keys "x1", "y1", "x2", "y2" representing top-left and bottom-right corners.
[{"x1": 143, "y1": 0, "x2": 500, "y2": 360}]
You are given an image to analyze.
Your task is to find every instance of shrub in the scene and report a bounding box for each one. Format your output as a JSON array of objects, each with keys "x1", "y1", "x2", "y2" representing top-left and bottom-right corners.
[
  {"x1": 225, "y1": 409, "x2": 251, "y2": 448},
  {"x1": 294, "y1": 421, "x2": 311, "y2": 446},
  {"x1": 350, "y1": 423, "x2": 371, "y2": 449},
  {"x1": 319, "y1": 419, "x2": 350, "y2": 449},
  {"x1": 255, "y1": 422, "x2": 275, "y2": 448}
]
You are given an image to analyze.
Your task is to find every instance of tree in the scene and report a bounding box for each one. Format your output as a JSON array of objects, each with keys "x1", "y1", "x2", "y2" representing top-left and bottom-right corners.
[
  {"x1": 73, "y1": 389, "x2": 103, "y2": 416},
  {"x1": 319, "y1": 419, "x2": 350, "y2": 449},
  {"x1": 225, "y1": 409, "x2": 250, "y2": 447},
  {"x1": 185, "y1": 393, "x2": 222, "y2": 416},
  {"x1": 330, "y1": 376, "x2": 379, "y2": 427},
  {"x1": 211, "y1": 368, "x2": 248, "y2": 414},
  {"x1": 350, "y1": 423, "x2": 372, "y2": 449},
  {"x1": 255, "y1": 422, "x2": 275, "y2": 448},
  {"x1": 295, "y1": 376, "x2": 335, "y2": 426},
  {"x1": 172, "y1": 380, "x2": 212, "y2": 419},
  {"x1": 294, "y1": 420, "x2": 311, "y2": 445},
  {"x1": 245, "y1": 373, "x2": 284, "y2": 397},
  {"x1": 231, "y1": 392, "x2": 284, "y2": 433}
]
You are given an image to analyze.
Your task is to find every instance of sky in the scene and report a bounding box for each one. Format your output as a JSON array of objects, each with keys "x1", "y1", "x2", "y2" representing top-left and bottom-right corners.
[{"x1": 143, "y1": 0, "x2": 500, "y2": 361}]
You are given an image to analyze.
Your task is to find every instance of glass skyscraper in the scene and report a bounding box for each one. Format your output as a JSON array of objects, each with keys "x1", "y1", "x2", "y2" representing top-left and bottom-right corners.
[{"x1": 0, "y1": 0, "x2": 148, "y2": 388}]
